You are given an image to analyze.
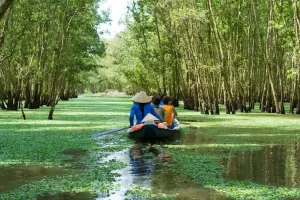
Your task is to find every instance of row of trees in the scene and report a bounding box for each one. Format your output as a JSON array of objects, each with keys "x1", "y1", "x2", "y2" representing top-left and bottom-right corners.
[
  {"x1": 86, "y1": 39, "x2": 128, "y2": 93},
  {"x1": 107, "y1": 0, "x2": 300, "y2": 115},
  {"x1": 0, "y1": 0, "x2": 107, "y2": 119}
]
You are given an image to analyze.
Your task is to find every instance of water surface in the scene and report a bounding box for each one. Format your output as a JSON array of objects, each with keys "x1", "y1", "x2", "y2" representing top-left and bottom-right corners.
[
  {"x1": 98, "y1": 143, "x2": 231, "y2": 200},
  {"x1": 0, "y1": 149, "x2": 86, "y2": 194},
  {"x1": 0, "y1": 165, "x2": 70, "y2": 193},
  {"x1": 221, "y1": 143, "x2": 300, "y2": 187},
  {"x1": 37, "y1": 192, "x2": 96, "y2": 200}
]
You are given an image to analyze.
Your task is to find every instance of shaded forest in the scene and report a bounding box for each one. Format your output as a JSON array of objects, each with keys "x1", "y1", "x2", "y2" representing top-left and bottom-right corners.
[
  {"x1": 0, "y1": 0, "x2": 107, "y2": 119},
  {"x1": 98, "y1": 0, "x2": 300, "y2": 115},
  {"x1": 3, "y1": 0, "x2": 300, "y2": 117}
]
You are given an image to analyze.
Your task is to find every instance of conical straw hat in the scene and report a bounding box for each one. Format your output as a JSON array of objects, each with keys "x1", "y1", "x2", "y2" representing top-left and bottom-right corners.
[
  {"x1": 141, "y1": 113, "x2": 160, "y2": 123},
  {"x1": 132, "y1": 91, "x2": 152, "y2": 103}
]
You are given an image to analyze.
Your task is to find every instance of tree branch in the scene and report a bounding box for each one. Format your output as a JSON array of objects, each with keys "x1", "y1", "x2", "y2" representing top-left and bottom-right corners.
[{"x1": 0, "y1": 28, "x2": 26, "y2": 62}]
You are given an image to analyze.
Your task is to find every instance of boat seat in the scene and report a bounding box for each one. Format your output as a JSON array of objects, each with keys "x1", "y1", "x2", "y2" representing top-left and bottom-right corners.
[{"x1": 144, "y1": 120, "x2": 155, "y2": 125}]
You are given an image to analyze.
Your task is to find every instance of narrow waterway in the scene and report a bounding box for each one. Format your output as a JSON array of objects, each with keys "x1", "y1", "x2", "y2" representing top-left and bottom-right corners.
[
  {"x1": 3, "y1": 133, "x2": 300, "y2": 199},
  {"x1": 96, "y1": 134, "x2": 231, "y2": 200}
]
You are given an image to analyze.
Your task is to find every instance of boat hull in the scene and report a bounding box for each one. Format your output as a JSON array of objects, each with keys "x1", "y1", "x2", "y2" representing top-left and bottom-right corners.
[{"x1": 129, "y1": 124, "x2": 180, "y2": 140}]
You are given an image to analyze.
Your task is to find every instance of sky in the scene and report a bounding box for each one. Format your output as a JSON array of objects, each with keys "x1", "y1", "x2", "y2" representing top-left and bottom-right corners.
[{"x1": 98, "y1": 0, "x2": 130, "y2": 39}]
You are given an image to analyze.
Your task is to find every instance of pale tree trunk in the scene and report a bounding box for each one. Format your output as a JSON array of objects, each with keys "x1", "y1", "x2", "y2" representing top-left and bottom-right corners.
[
  {"x1": 153, "y1": 3, "x2": 166, "y2": 94},
  {"x1": 292, "y1": 0, "x2": 300, "y2": 114},
  {"x1": 0, "y1": 0, "x2": 13, "y2": 20},
  {"x1": 265, "y1": 0, "x2": 280, "y2": 113},
  {"x1": 208, "y1": 0, "x2": 235, "y2": 114},
  {"x1": 48, "y1": 5, "x2": 80, "y2": 120}
]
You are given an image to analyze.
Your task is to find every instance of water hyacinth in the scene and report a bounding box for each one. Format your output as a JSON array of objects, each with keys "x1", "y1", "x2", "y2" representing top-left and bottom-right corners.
[{"x1": 1, "y1": 96, "x2": 300, "y2": 199}]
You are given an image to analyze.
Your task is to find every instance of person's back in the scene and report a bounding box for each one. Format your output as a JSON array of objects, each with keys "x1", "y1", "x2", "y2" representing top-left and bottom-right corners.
[
  {"x1": 155, "y1": 107, "x2": 163, "y2": 118},
  {"x1": 130, "y1": 103, "x2": 160, "y2": 125},
  {"x1": 152, "y1": 95, "x2": 165, "y2": 120},
  {"x1": 129, "y1": 91, "x2": 162, "y2": 127},
  {"x1": 161, "y1": 104, "x2": 173, "y2": 127},
  {"x1": 161, "y1": 96, "x2": 178, "y2": 129}
]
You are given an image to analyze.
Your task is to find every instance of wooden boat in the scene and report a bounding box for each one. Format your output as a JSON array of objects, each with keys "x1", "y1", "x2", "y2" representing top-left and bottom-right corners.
[{"x1": 128, "y1": 119, "x2": 180, "y2": 140}]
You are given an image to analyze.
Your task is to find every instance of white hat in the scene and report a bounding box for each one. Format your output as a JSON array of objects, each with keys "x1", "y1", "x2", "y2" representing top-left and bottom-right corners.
[
  {"x1": 132, "y1": 91, "x2": 152, "y2": 103},
  {"x1": 141, "y1": 113, "x2": 160, "y2": 123}
]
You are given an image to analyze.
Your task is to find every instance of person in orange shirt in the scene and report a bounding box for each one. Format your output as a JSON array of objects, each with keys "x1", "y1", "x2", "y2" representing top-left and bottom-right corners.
[{"x1": 160, "y1": 96, "x2": 178, "y2": 129}]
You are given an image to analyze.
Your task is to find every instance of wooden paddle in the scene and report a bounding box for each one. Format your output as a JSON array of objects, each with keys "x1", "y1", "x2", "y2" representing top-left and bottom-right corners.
[{"x1": 92, "y1": 127, "x2": 129, "y2": 138}]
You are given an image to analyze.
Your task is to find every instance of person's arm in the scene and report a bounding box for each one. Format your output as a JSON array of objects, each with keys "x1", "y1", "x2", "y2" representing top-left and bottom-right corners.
[
  {"x1": 172, "y1": 106, "x2": 178, "y2": 118},
  {"x1": 129, "y1": 106, "x2": 135, "y2": 127},
  {"x1": 161, "y1": 108, "x2": 166, "y2": 121},
  {"x1": 151, "y1": 106, "x2": 162, "y2": 122}
]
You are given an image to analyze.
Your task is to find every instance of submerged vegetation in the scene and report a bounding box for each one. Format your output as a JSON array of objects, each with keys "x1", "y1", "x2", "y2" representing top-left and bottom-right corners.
[{"x1": 0, "y1": 97, "x2": 132, "y2": 199}]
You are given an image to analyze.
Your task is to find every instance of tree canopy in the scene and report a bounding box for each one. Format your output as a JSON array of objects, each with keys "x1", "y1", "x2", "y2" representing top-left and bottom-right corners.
[
  {"x1": 3, "y1": 0, "x2": 300, "y2": 117},
  {"x1": 0, "y1": 0, "x2": 108, "y2": 119},
  {"x1": 101, "y1": 0, "x2": 300, "y2": 115}
]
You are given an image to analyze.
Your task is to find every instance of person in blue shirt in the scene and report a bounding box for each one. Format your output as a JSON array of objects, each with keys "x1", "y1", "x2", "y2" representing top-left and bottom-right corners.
[
  {"x1": 152, "y1": 95, "x2": 165, "y2": 121},
  {"x1": 159, "y1": 93, "x2": 167, "y2": 106},
  {"x1": 129, "y1": 91, "x2": 162, "y2": 127}
]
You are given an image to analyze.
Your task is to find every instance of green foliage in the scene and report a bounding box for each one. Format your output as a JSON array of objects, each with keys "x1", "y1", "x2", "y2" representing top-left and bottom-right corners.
[
  {"x1": 85, "y1": 38, "x2": 129, "y2": 93},
  {"x1": 101, "y1": 0, "x2": 300, "y2": 114},
  {"x1": 125, "y1": 185, "x2": 177, "y2": 200},
  {"x1": 161, "y1": 103, "x2": 300, "y2": 199},
  {"x1": 1, "y1": 97, "x2": 300, "y2": 199},
  {"x1": 0, "y1": 0, "x2": 108, "y2": 116},
  {"x1": 0, "y1": 161, "x2": 123, "y2": 200},
  {"x1": 0, "y1": 96, "x2": 132, "y2": 199}
]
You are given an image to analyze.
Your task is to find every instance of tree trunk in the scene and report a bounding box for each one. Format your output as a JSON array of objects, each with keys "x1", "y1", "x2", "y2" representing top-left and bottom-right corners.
[
  {"x1": 6, "y1": 90, "x2": 13, "y2": 110},
  {"x1": 296, "y1": 99, "x2": 300, "y2": 114},
  {"x1": 24, "y1": 80, "x2": 30, "y2": 108},
  {"x1": 33, "y1": 82, "x2": 40, "y2": 109},
  {"x1": 0, "y1": 0, "x2": 13, "y2": 20},
  {"x1": 20, "y1": 100, "x2": 26, "y2": 120},
  {"x1": 13, "y1": 91, "x2": 20, "y2": 110},
  {"x1": 48, "y1": 104, "x2": 55, "y2": 120},
  {"x1": 0, "y1": 100, "x2": 6, "y2": 109}
]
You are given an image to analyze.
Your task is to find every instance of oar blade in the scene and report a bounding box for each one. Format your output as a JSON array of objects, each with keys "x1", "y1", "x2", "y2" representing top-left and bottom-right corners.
[{"x1": 92, "y1": 127, "x2": 128, "y2": 138}]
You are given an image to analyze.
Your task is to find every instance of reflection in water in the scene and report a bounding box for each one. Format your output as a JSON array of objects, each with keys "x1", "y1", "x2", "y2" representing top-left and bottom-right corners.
[
  {"x1": 180, "y1": 134, "x2": 214, "y2": 145},
  {"x1": 100, "y1": 144, "x2": 230, "y2": 200},
  {"x1": 62, "y1": 149, "x2": 87, "y2": 159},
  {"x1": 36, "y1": 192, "x2": 95, "y2": 200},
  {"x1": 0, "y1": 166, "x2": 71, "y2": 193},
  {"x1": 129, "y1": 144, "x2": 159, "y2": 176},
  {"x1": 151, "y1": 166, "x2": 230, "y2": 200},
  {"x1": 62, "y1": 149, "x2": 87, "y2": 169},
  {"x1": 0, "y1": 149, "x2": 86, "y2": 194},
  {"x1": 221, "y1": 144, "x2": 300, "y2": 187}
]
